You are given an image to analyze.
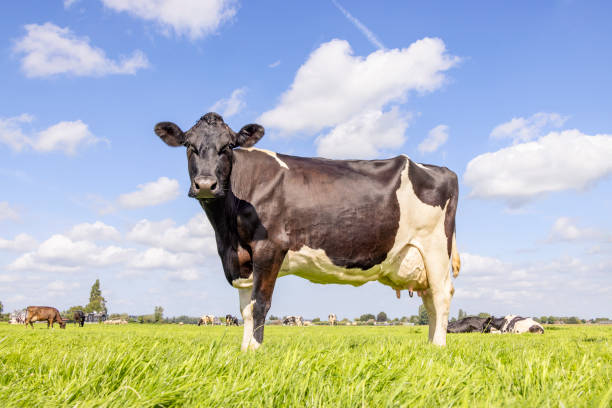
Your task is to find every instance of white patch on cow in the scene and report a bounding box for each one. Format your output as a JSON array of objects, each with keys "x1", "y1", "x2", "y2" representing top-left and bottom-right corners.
[
  {"x1": 502, "y1": 315, "x2": 544, "y2": 334},
  {"x1": 232, "y1": 274, "x2": 253, "y2": 288},
  {"x1": 242, "y1": 147, "x2": 289, "y2": 169},
  {"x1": 239, "y1": 288, "x2": 260, "y2": 351}
]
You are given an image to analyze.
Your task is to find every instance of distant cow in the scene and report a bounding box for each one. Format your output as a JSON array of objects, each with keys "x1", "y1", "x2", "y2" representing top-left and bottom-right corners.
[
  {"x1": 155, "y1": 112, "x2": 460, "y2": 350},
  {"x1": 25, "y1": 306, "x2": 66, "y2": 329},
  {"x1": 74, "y1": 310, "x2": 86, "y2": 327},
  {"x1": 104, "y1": 319, "x2": 128, "y2": 325},
  {"x1": 283, "y1": 316, "x2": 303, "y2": 326},
  {"x1": 225, "y1": 314, "x2": 239, "y2": 326},
  {"x1": 328, "y1": 313, "x2": 337, "y2": 326},
  {"x1": 198, "y1": 315, "x2": 215, "y2": 326},
  {"x1": 447, "y1": 316, "x2": 495, "y2": 333},
  {"x1": 497, "y1": 315, "x2": 544, "y2": 334},
  {"x1": 9, "y1": 309, "x2": 26, "y2": 325}
]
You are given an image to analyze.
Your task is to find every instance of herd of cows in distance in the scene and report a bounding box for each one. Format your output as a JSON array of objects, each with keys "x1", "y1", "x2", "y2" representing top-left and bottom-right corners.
[{"x1": 12, "y1": 306, "x2": 544, "y2": 335}]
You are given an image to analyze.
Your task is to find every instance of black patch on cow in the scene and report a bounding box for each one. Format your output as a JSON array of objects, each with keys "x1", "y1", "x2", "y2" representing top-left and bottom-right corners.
[
  {"x1": 231, "y1": 151, "x2": 405, "y2": 270},
  {"x1": 408, "y1": 161, "x2": 458, "y2": 256},
  {"x1": 447, "y1": 316, "x2": 492, "y2": 333}
]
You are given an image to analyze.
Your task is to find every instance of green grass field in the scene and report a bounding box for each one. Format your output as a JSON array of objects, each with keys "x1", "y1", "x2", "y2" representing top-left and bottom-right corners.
[{"x1": 0, "y1": 324, "x2": 610, "y2": 407}]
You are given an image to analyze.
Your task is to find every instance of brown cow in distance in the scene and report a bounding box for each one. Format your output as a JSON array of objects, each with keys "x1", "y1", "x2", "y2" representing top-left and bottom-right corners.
[{"x1": 25, "y1": 306, "x2": 66, "y2": 329}]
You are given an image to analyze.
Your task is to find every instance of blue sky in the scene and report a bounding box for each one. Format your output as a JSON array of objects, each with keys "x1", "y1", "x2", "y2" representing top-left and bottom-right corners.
[{"x1": 1, "y1": 1, "x2": 611, "y2": 320}]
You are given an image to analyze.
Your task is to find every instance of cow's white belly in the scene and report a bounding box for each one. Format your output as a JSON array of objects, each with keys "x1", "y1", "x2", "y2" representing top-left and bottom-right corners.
[{"x1": 278, "y1": 244, "x2": 428, "y2": 290}]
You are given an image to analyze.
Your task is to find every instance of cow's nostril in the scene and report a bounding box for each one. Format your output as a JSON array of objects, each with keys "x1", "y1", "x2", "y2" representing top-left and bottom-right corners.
[
  {"x1": 194, "y1": 181, "x2": 201, "y2": 190},
  {"x1": 210, "y1": 182, "x2": 217, "y2": 191}
]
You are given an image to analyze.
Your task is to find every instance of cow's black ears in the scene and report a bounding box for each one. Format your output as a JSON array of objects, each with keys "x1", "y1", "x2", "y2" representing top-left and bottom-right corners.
[
  {"x1": 155, "y1": 122, "x2": 185, "y2": 147},
  {"x1": 234, "y1": 124, "x2": 264, "y2": 148}
]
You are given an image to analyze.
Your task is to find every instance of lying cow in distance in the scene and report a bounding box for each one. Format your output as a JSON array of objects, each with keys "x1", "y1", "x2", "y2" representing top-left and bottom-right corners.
[
  {"x1": 497, "y1": 315, "x2": 544, "y2": 334},
  {"x1": 198, "y1": 315, "x2": 215, "y2": 326},
  {"x1": 225, "y1": 314, "x2": 239, "y2": 326},
  {"x1": 283, "y1": 316, "x2": 304, "y2": 326},
  {"x1": 25, "y1": 306, "x2": 66, "y2": 329},
  {"x1": 447, "y1": 316, "x2": 495, "y2": 333},
  {"x1": 74, "y1": 310, "x2": 86, "y2": 327},
  {"x1": 155, "y1": 112, "x2": 460, "y2": 349}
]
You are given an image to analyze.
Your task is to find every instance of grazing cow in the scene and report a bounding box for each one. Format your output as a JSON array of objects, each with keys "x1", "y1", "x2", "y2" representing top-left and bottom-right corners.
[
  {"x1": 497, "y1": 315, "x2": 544, "y2": 334},
  {"x1": 74, "y1": 310, "x2": 86, "y2": 327},
  {"x1": 155, "y1": 112, "x2": 460, "y2": 349},
  {"x1": 283, "y1": 316, "x2": 304, "y2": 326},
  {"x1": 198, "y1": 315, "x2": 215, "y2": 326},
  {"x1": 328, "y1": 313, "x2": 337, "y2": 326},
  {"x1": 447, "y1": 316, "x2": 495, "y2": 333},
  {"x1": 225, "y1": 314, "x2": 239, "y2": 326},
  {"x1": 24, "y1": 306, "x2": 66, "y2": 329}
]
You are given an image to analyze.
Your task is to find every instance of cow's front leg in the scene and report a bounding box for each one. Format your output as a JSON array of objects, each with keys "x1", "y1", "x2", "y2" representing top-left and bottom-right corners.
[
  {"x1": 238, "y1": 287, "x2": 255, "y2": 351},
  {"x1": 239, "y1": 249, "x2": 284, "y2": 351}
]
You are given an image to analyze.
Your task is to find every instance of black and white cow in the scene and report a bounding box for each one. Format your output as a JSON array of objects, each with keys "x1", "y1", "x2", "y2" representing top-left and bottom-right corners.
[
  {"x1": 155, "y1": 112, "x2": 460, "y2": 349},
  {"x1": 225, "y1": 314, "x2": 239, "y2": 326},
  {"x1": 496, "y1": 315, "x2": 544, "y2": 334},
  {"x1": 283, "y1": 316, "x2": 304, "y2": 326},
  {"x1": 447, "y1": 316, "x2": 495, "y2": 333}
]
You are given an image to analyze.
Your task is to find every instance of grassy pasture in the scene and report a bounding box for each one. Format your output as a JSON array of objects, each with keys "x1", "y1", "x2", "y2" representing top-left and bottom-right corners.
[{"x1": 0, "y1": 324, "x2": 610, "y2": 407}]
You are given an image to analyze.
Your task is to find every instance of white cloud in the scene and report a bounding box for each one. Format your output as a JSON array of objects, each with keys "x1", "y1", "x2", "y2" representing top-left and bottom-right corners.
[
  {"x1": 67, "y1": 221, "x2": 121, "y2": 242},
  {"x1": 126, "y1": 214, "x2": 216, "y2": 254},
  {"x1": 0, "y1": 114, "x2": 102, "y2": 155},
  {"x1": 316, "y1": 107, "x2": 411, "y2": 159},
  {"x1": 101, "y1": 0, "x2": 237, "y2": 40},
  {"x1": 14, "y1": 23, "x2": 149, "y2": 78},
  {"x1": 209, "y1": 87, "x2": 247, "y2": 118},
  {"x1": 548, "y1": 217, "x2": 610, "y2": 243},
  {"x1": 0, "y1": 234, "x2": 38, "y2": 252},
  {"x1": 128, "y1": 247, "x2": 198, "y2": 271},
  {"x1": 268, "y1": 60, "x2": 280, "y2": 68},
  {"x1": 48, "y1": 280, "x2": 80, "y2": 292},
  {"x1": 418, "y1": 124, "x2": 449, "y2": 154},
  {"x1": 166, "y1": 268, "x2": 201, "y2": 281},
  {"x1": 118, "y1": 177, "x2": 180, "y2": 208},
  {"x1": 490, "y1": 112, "x2": 567, "y2": 144},
  {"x1": 0, "y1": 274, "x2": 20, "y2": 283},
  {"x1": 258, "y1": 37, "x2": 459, "y2": 135},
  {"x1": 464, "y1": 129, "x2": 612, "y2": 206},
  {"x1": 9, "y1": 234, "x2": 132, "y2": 272},
  {"x1": 0, "y1": 201, "x2": 20, "y2": 222},
  {"x1": 64, "y1": 0, "x2": 80, "y2": 8},
  {"x1": 331, "y1": 0, "x2": 384, "y2": 50}
]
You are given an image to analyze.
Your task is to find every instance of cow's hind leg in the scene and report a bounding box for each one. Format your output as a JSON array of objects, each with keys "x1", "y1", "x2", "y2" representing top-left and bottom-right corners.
[{"x1": 422, "y1": 249, "x2": 454, "y2": 346}]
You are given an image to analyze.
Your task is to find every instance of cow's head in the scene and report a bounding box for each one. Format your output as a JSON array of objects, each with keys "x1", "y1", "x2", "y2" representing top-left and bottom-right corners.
[
  {"x1": 60, "y1": 320, "x2": 66, "y2": 329},
  {"x1": 155, "y1": 112, "x2": 264, "y2": 199}
]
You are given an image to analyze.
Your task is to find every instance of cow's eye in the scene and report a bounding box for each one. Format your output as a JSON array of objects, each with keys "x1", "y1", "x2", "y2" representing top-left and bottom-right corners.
[{"x1": 219, "y1": 144, "x2": 231, "y2": 155}]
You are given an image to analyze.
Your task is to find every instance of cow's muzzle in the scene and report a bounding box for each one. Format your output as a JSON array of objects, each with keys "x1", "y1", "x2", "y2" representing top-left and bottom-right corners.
[{"x1": 191, "y1": 176, "x2": 219, "y2": 198}]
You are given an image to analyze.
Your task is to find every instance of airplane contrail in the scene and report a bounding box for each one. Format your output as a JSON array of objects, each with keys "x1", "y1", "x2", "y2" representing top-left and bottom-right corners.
[{"x1": 331, "y1": 0, "x2": 385, "y2": 50}]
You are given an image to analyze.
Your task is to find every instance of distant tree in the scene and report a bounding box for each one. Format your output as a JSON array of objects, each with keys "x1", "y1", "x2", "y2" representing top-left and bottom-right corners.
[
  {"x1": 418, "y1": 305, "x2": 429, "y2": 325},
  {"x1": 450, "y1": 317, "x2": 457, "y2": 322},
  {"x1": 477, "y1": 312, "x2": 491, "y2": 318},
  {"x1": 400, "y1": 316, "x2": 408, "y2": 322},
  {"x1": 269, "y1": 315, "x2": 279, "y2": 321},
  {"x1": 85, "y1": 279, "x2": 107, "y2": 314},
  {"x1": 359, "y1": 313, "x2": 375, "y2": 322},
  {"x1": 312, "y1": 317, "x2": 321, "y2": 323},
  {"x1": 409, "y1": 315, "x2": 419, "y2": 324},
  {"x1": 458, "y1": 309, "x2": 467, "y2": 320},
  {"x1": 64, "y1": 305, "x2": 85, "y2": 317},
  {"x1": 566, "y1": 316, "x2": 580, "y2": 324},
  {"x1": 376, "y1": 312, "x2": 388, "y2": 322},
  {"x1": 154, "y1": 306, "x2": 164, "y2": 323},
  {"x1": 540, "y1": 316, "x2": 547, "y2": 324}
]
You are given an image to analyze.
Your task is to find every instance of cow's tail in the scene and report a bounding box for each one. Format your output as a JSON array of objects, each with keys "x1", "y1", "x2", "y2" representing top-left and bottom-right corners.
[{"x1": 451, "y1": 232, "x2": 460, "y2": 278}]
